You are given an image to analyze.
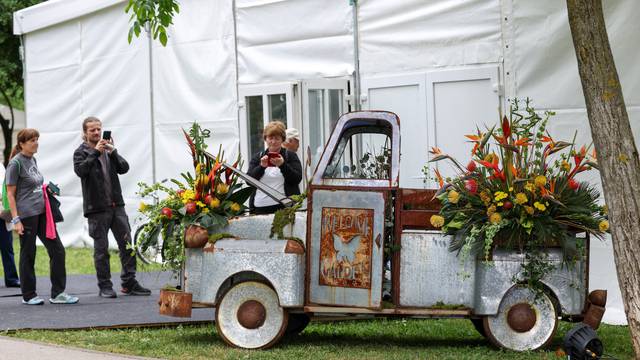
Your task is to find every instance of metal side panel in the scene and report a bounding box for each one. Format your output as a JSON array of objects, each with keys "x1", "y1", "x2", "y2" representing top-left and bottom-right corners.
[
  {"x1": 399, "y1": 230, "x2": 475, "y2": 307},
  {"x1": 225, "y1": 212, "x2": 307, "y2": 240},
  {"x1": 184, "y1": 248, "x2": 204, "y2": 300},
  {"x1": 309, "y1": 189, "x2": 386, "y2": 308}
]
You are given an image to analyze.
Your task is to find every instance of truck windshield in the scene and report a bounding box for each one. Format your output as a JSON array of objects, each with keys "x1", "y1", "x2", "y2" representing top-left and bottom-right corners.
[{"x1": 323, "y1": 126, "x2": 391, "y2": 180}]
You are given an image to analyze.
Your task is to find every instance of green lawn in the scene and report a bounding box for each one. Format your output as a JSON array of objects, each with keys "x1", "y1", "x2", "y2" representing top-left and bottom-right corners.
[
  {"x1": 0, "y1": 238, "x2": 162, "y2": 278},
  {"x1": 7, "y1": 319, "x2": 634, "y2": 359}
]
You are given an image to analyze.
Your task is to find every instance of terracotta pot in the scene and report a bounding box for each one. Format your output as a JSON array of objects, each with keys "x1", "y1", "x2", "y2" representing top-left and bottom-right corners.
[
  {"x1": 184, "y1": 224, "x2": 209, "y2": 248},
  {"x1": 158, "y1": 289, "x2": 192, "y2": 318}
]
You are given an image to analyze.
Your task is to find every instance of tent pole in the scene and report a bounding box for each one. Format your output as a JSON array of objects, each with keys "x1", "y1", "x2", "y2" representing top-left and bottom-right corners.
[
  {"x1": 351, "y1": 0, "x2": 361, "y2": 111},
  {"x1": 146, "y1": 26, "x2": 157, "y2": 184}
]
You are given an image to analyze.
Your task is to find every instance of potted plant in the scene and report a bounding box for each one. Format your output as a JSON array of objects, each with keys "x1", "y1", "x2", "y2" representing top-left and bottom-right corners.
[{"x1": 427, "y1": 99, "x2": 609, "y2": 292}]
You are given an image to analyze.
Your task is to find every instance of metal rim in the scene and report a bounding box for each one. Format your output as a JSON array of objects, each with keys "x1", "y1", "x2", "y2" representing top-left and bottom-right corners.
[
  {"x1": 483, "y1": 286, "x2": 558, "y2": 351},
  {"x1": 215, "y1": 281, "x2": 288, "y2": 349}
]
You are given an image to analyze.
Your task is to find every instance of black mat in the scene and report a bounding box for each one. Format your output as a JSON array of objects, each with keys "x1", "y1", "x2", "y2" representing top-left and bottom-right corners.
[{"x1": 0, "y1": 272, "x2": 215, "y2": 331}]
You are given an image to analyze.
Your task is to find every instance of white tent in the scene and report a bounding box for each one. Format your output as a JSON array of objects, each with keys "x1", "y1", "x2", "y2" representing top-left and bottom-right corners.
[{"x1": 14, "y1": 0, "x2": 639, "y2": 325}]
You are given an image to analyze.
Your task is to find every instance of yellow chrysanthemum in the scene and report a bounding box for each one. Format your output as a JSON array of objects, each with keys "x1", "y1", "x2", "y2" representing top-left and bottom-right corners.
[
  {"x1": 515, "y1": 193, "x2": 528, "y2": 205},
  {"x1": 494, "y1": 191, "x2": 508, "y2": 202},
  {"x1": 524, "y1": 182, "x2": 536, "y2": 193},
  {"x1": 599, "y1": 220, "x2": 609, "y2": 232},
  {"x1": 181, "y1": 189, "x2": 195, "y2": 201},
  {"x1": 525, "y1": 206, "x2": 535, "y2": 215},
  {"x1": 534, "y1": 175, "x2": 547, "y2": 187},
  {"x1": 209, "y1": 198, "x2": 220, "y2": 209},
  {"x1": 448, "y1": 190, "x2": 460, "y2": 204},
  {"x1": 139, "y1": 202, "x2": 148, "y2": 212},
  {"x1": 230, "y1": 202, "x2": 241, "y2": 212},
  {"x1": 561, "y1": 161, "x2": 571, "y2": 171},
  {"x1": 430, "y1": 215, "x2": 445, "y2": 228},
  {"x1": 216, "y1": 183, "x2": 229, "y2": 195},
  {"x1": 489, "y1": 213, "x2": 502, "y2": 224},
  {"x1": 534, "y1": 201, "x2": 546, "y2": 212}
]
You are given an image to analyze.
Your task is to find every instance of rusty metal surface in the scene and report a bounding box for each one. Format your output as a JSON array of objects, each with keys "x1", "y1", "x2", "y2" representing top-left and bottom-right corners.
[
  {"x1": 308, "y1": 189, "x2": 385, "y2": 308},
  {"x1": 311, "y1": 111, "x2": 400, "y2": 188},
  {"x1": 399, "y1": 231, "x2": 476, "y2": 307},
  {"x1": 184, "y1": 212, "x2": 307, "y2": 307},
  {"x1": 474, "y1": 246, "x2": 587, "y2": 316}
]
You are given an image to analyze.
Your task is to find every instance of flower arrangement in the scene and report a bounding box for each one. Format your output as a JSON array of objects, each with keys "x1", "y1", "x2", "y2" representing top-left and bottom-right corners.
[
  {"x1": 136, "y1": 123, "x2": 253, "y2": 271},
  {"x1": 427, "y1": 99, "x2": 608, "y2": 289}
]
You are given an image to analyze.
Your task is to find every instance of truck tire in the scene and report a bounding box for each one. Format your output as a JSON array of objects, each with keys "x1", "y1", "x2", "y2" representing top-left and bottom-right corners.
[
  {"x1": 215, "y1": 281, "x2": 288, "y2": 349},
  {"x1": 483, "y1": 286, "x2": 558, "y2": 351}
]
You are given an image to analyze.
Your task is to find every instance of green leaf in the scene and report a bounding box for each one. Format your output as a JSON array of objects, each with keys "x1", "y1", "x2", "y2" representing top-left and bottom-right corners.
[{"x1": 159, "y1": 30, "x2": 168, "y2": 46}]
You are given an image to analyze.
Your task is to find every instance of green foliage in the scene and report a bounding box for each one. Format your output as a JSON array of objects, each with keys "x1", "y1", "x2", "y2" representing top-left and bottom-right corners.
[
  {"x1": 125, "y1": 0, "x2": 180, "y2": 46},
  {"x1": 270, "y1": 193, "x2": 306, "y2": 239}
]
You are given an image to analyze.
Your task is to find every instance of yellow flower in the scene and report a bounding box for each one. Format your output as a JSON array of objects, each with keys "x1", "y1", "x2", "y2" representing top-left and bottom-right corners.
[
  {"x1": 561, "y1": 161, "x2": 571, "y2": 171},
  {"x1": 489, "y1": 213, "x2": 502, "y2": 224},
  {"x1": 525, "y1": 206, "x2": 535, "y2": 215},
  {"x1": 196, "y1": 201, "x2": 206, "y2": 208},
  {"x1": 139, "y1": 202, "x2": 148, "y2": 212},
  {"x1": 230, "y1": 202, "x2": 241, "y2": 212},
  {"x1": 209, "y1": 198, "x2": 220, "y2": 209},
  {"x1": 216, "y1": 183, "x2": 229, "y2": 195},
  {"x1": 515, "y1": 193, "x2": 528, "y2": 205},
  {"x1": 508, "y1": 187, "x2": 514, "y2": 193},
  {"x1": 480, "y1": 191, "x2": 492, "y2": 205},
  {"x1": 430, "y1": 215, "x2": 445, "y2": 228},
  {"x1": 534, "y1": 201, "x2": 546, "y2": 212},
  {"x1": 534, "y1": 175, "x2": 547, "y2": 187},
  {"x1": 182, "y1": 189, "x2": 195, "y2": 201},
  {"x1": 448, "y1": 190, "x2": 460, "y2": 204},
  {"x1": 195, "y1": 163, "x2": 204, "y2": 174},
  {"x1": 599, "y1": 220, "x2": 609, "y2": 232},
  {"x1": 602, "y1": 205, "x2": 608, "y2": 215},
  {"x1": 201, "y1": 208, "x2": 210, "y2": 214},
  {"x1": 494, "y1": 191, "x2": 508, "y2": 202},
  {"x1": 487, "y1": 204, "x2": 497, "y2": 216},
  {"x1": 524, "y1": 182, "x2": 536, "y2": 193}
]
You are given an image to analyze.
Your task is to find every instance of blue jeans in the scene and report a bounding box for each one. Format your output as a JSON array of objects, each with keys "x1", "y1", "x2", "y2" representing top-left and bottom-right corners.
[{"x1": 0, "y1": 224, "x2": 19, "y2": 286}]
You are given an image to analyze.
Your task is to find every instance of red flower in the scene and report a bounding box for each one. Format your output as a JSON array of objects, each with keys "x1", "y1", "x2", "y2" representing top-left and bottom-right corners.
[
  {"x1": 501, "y1": 116, "x2": 511, "y2": 138},
  {"x1": 465, "y1": 179, "x2": 478, "y2": 194},
  {"x1": 568, "y1": 178, "x2": 580, "y2": 191},
  {"x1": 466, "y1": 160, "x2": 477, "y2": 172},
  {"x1": 161, "y1": 207, "x2": 173, "y2": 219},
  {"x1": 185, "y1": 202, "x2": 197, "y2": 215},
  {"x1": 204, "y1": 194, "x2": 213, "y2": 206}
]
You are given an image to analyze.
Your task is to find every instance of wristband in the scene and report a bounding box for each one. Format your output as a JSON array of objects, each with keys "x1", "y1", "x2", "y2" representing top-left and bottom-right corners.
[{"x1": 11, "y1": 216, "x2": 20, "y2": 225}]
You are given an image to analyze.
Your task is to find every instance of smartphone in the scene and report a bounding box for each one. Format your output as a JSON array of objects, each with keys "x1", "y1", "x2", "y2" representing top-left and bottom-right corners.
[
  {"x1": 102, "y1": 130, "x2": 111, "y2": 140},
  {"x1": 267, "y1": 152, "x2": 280, "y2": 166}
]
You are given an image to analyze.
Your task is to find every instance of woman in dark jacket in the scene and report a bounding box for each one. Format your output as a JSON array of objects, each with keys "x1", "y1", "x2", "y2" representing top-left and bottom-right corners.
[{"x1": 247, "y1": 121, "x2": 302, "y2": 214}]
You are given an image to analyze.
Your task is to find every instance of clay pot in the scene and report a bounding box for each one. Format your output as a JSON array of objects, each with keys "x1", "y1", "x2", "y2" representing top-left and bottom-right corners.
[
  {"x1": 184, "y1": 224, "x2": 209, "y2": 248},
  {"x1": 158, "y1": 289, "x2": 192, "y2": 317}
]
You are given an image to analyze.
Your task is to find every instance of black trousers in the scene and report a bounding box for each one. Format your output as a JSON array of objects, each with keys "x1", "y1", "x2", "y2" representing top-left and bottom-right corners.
[
  {"x1": 87, "y1": 207, "x2": 137, "y2": 290},
  {"x1": 19, "y1": 213, "x2": 66, "y2": 301},
  {"x1": 0, "y1": 223, "x2": 19, "y2": 286}
]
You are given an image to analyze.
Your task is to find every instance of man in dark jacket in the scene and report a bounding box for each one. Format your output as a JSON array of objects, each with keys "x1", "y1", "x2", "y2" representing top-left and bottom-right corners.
[{"x1": 73, "y1": 117, "x2": 150, "y2": 298}]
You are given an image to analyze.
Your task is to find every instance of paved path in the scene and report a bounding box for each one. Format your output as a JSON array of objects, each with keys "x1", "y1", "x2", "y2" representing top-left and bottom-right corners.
[{"x1": 0, "y1": 336, "x2": 160, "y2": 359}]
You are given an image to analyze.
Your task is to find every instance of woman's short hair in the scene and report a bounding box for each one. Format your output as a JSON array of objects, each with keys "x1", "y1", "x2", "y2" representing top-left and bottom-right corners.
[{"x1": 263, "y1": 121, "x2": 286, "y2": 141}]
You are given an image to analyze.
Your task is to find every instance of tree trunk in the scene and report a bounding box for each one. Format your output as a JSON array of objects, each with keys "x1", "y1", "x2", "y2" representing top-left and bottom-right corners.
[{"x1": 567, "y1": 0, "x2": 640, "y2": 356}]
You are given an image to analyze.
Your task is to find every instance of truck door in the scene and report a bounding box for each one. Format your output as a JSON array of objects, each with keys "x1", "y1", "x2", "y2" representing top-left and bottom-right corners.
[{"x1": 306, "y1": 112, "x2": 400, "y2": 309}]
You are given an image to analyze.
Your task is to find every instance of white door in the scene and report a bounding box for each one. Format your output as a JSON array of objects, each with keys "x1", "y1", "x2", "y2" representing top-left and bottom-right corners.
[
  {"x1": 427, "y1": 67, "x2": 502, "y2": 182},
  {"x1": 301, "y1": 79, "x2": 349, "y2": 179},
  {"x1": 361, "y1": 74, "x2": 427, "y2": 189}
]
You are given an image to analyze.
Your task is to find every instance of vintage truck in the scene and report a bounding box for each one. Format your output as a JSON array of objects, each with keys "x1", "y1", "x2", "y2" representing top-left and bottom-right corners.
[{"x1": 162, "y1": 111, "x2": 606, "y2": 351}]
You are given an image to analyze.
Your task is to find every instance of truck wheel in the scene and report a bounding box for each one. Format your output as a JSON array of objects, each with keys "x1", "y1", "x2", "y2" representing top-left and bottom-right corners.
[
  {"x1": 483, "y1": 286, "x2": 558, "y2": 351},
  {"x1": 215, "y1": 281, "x2": 288, "y2": 349}
]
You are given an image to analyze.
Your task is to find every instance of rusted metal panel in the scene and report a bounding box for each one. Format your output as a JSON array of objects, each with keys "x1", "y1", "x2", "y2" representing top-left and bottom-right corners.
[
  {"x1": 319, "y1": 207, "x2": 374, "y2": 289},
  {"x1": 308, "y1": 189, "x2": 385, "y2": 308},
  {"x1": 399, "y1": 230, "x2": 476, "y2": 307},
  {"x1": 304, "y1": 305, "x2": 471, "y2": 317}
]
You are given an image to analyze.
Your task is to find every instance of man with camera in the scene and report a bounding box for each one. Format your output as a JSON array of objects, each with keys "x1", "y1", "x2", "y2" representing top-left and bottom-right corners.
[{"x1": 73, "y1": 117, "x2": 150, "y2": 298}]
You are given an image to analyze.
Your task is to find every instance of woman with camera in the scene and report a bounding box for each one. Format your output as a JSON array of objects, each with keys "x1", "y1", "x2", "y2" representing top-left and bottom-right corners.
[
  {"x1": 247, "y1": 121, "x2": 302, "y2": 214},
  {"x1": 5, "y1": 128, "x2": 78, "y2": 305}
]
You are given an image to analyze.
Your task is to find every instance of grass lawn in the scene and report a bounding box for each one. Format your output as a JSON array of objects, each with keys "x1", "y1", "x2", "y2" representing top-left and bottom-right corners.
[
  {"x1": 0, "y1": 238, "x2": 162, "y2": 278},
  {"x1": 1, "y1": 237, "x2": 633, "y2": 359},
  {"x1": 7, "y1": 319, "x2": 634, "y2": 359}
]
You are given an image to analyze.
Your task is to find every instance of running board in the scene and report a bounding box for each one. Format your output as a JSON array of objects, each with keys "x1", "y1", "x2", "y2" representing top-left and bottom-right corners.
[{"x1": 304, "y1": 306, "x2": 471, "y2": 317}]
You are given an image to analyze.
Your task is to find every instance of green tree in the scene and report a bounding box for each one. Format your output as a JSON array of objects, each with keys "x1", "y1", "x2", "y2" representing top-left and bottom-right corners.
[
  {"x1": 0, "y1": 0, "x2": 44, "y2": 165},
  {"x1": 126, "y1": 0, "x2": 179, "y2": 46}
]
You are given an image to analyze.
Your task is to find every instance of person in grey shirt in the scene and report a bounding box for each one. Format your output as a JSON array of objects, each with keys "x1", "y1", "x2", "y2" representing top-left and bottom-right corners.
[{"x1": 5, "y1": 129, "x2": 78, "y2": 305}]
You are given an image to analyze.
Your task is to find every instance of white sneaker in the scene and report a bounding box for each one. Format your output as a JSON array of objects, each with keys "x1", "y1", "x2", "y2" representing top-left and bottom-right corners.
[
  {"x1": 49, "y1": 292, "x2": 79, "y2": 304},
  {"x1": 22, "y1": 297, "x2": 44, "y2": 305}
]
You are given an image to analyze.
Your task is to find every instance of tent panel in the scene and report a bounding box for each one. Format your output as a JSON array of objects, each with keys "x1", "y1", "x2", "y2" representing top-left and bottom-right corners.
[
  {"x1": 358, "y1": 0, "x2": 502, "y2": 75},
  {"x1": 236, "y1": 0, "x2": 353, "y2": 84},
  {"x1": 160, "y1": 0, "x2": 234, "y2": 45},
  {"x1": 24, "y1": 67, "x2": 82, "y2": 132},
  {"x1": 24, "y1": 21, "x2": 80, "y2": 72}
]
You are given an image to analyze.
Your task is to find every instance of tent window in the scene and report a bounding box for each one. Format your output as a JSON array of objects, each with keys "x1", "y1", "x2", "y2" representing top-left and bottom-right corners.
[
  {"x1": 268, "y1": 94, "x2": 287, "y2": 125},
  {"x1": 246, "y1": 95, "x2": 264, "y2": 157}
]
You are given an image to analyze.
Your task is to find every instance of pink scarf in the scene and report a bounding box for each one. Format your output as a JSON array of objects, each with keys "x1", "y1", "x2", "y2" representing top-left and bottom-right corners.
[{"x1": 42, "y1": 184, "x2": 56, "y2": 240}]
